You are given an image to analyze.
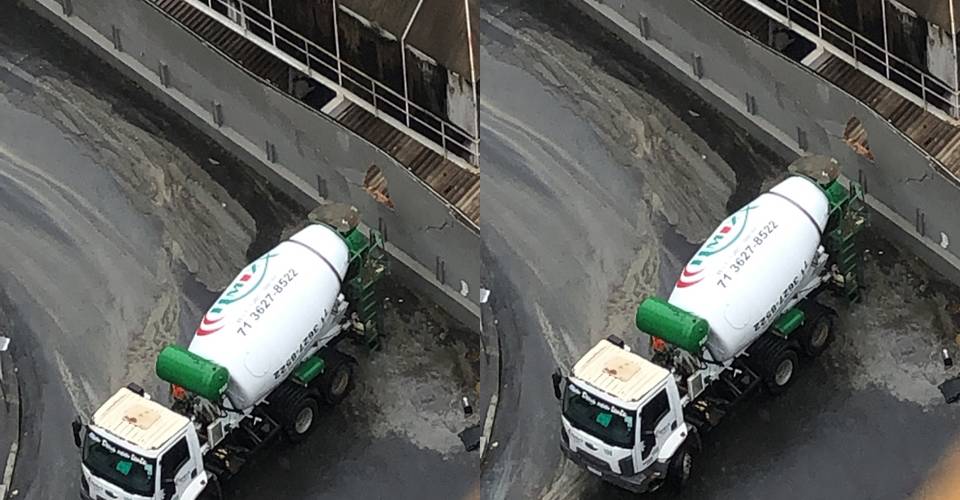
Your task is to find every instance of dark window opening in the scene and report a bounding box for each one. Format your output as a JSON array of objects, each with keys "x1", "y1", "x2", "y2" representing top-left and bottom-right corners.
[{"x1": 160, "y1": 438, "x2": 190, "y2": 480}]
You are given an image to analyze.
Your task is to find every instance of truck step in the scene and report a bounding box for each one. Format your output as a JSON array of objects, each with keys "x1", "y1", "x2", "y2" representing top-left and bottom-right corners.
[{"x1": 839, "y1": 254, "x2": 859, "y2": 269}]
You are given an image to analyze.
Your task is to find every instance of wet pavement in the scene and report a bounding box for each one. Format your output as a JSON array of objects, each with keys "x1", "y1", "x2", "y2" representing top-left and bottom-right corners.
[
  {"x1": 479, "y1": 1, "x2": 960, "y2": 499},
  {"x1": 0, "y1": 3, "x2": 477, "y2": 499},
  {"x1": 226, "y1": 283, "x2": 480, "y2": 500}
]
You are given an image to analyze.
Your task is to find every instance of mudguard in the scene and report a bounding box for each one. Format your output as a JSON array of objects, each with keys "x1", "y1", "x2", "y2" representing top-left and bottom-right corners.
[{"x1": 656, "y1": 423, "x2": 691, "y2": 463}]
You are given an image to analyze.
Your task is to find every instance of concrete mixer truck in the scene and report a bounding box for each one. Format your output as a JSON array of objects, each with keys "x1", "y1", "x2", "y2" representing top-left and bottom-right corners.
[
  {"x1": 552, "y1": 156, "x2": 867, "y2": 494},
  {"x1": 71, "y1": 204, "x2": 387, "y2": 500}
]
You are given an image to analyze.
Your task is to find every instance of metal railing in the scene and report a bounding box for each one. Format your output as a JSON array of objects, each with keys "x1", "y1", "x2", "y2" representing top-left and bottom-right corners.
[
  {"x1": 186, "y1": 0, "x2": 479, "y2": 168},
  {"x1": 742, "y1": 0, "x2": 960, "y2": 120}
]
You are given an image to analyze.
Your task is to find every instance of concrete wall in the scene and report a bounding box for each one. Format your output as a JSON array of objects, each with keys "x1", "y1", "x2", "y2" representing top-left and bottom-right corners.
[
  {"x1": 926, "y1": 20, "x2": 956, "y2": 86},
  {"x1": 569, "y1": 0, "x2": 960, "y2": 285},
  {"x1": 25, "y1": 0, "x2": 479, "y2": 326},
  {"x1": 446, "y1": 68, "x2": 477, "y2": 137},
  {"x1": 403, "y1": 45, "x2": 478, "y2": 139}
]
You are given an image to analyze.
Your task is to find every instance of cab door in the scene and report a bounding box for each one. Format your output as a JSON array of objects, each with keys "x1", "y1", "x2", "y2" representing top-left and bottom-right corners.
[
  {"x1": 638, "y1": 387, "x2": 672, "y2": 466},
  {"x1": 159, "y1": 437, "x2": 194, "y2": 500}
]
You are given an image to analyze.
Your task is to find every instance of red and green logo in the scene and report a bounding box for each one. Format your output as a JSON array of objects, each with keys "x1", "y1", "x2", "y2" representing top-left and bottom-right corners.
[
  {"x1": 196, "y1": 252, "x2": 278, "y2": 336},
  {"x1": 676, "y1": 205, "x2": 756, "y2": 288}
]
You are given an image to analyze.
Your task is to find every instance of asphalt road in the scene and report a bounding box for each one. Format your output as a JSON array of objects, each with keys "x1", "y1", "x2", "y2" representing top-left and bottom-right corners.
[
  {"x1": 479, "y1": 1, "x2": 960, "y2": 499},
  {"x1": 0, "y1": 4, "x2": 477, "y2": 499}
]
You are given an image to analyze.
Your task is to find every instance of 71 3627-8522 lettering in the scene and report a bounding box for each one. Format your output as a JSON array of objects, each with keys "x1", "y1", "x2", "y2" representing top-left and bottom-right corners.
[
  {"x1": 238, "y1": 268, "x2": 298, "y2": 336},
  {"x1": 716, "y1": 220, "x2": 778, "y2": 289}
]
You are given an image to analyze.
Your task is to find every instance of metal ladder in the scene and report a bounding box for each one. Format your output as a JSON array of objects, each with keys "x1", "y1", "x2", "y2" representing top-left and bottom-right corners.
[
  {"x1": 342, "y1": 228, "x2": 387, "y2": 350},
  {"x1": 824, "y1": 182, "x2": 867, "y2": 303}
]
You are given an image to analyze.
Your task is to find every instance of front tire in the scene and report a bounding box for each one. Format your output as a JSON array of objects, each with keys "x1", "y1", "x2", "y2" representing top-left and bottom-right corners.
[
  {"x1": 197, "y1": 475, "x2": 224, "y2": 500},
  {"x1": 666, "y1": 445, "x2": 694, "y2": 491}
]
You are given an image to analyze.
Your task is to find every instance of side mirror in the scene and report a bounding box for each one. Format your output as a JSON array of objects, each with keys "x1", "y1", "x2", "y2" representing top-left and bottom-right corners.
[
  {"x1": 71, "y1": 417, "x2": 83, "y2": 448},
  {"x1": 551, "y1": 369, "x2": 564, "y2": 401}
]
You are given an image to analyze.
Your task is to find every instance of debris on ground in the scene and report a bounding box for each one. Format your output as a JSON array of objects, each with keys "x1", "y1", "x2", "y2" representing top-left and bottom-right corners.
[
  {"x1": 938, "y1": 376, "x2": 960, "y2": 403},
  {"x1": 459, "y1": 424, "x2": 481, "y2": 452}
]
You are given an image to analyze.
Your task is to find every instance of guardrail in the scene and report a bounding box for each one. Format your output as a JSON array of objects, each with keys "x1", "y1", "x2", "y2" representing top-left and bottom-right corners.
[
  {"x1": 745, "y1": 0, "x2": 960, "y2": 121},
  {"x1": 189, "y1": 0, "x2": 480, "y2": 168}
]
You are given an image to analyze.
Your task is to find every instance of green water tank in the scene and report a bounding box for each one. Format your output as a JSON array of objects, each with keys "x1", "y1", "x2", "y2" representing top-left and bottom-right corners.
[
  {"x1": 156, "y1": 345, "x2": 230, "y2": 401},
  {"x1": 635, "y1": 297, "x2": 710, "y2": 353}
]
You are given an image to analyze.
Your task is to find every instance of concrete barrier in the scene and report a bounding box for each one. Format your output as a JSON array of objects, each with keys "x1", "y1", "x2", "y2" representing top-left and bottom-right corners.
[
  {"x1": 566, "y1": 0, "x2": 960, "y2": 286},
  {"x1": 22, "y1": 0, "x2": 479, "y2": 328}
]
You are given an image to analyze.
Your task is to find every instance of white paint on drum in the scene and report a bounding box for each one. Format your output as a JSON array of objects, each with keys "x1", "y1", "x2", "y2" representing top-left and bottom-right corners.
[
  {"x1": 668, "y1": 176, "x2": 829, "y2": 361},
  {"x1": 188, "y1": 224, "x2": 349, "y2": 409}
]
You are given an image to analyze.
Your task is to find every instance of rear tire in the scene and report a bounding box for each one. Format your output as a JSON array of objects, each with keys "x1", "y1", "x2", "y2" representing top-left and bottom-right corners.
[
  {"x1": 269, "y1": 383, "x2": 321, "y2": 443},
  {"x1": 748, "y1": 334, "x2": 800, "y2": 395},
  {"x1": 319, "y1": 351, "x2": 356, "y2": 405},
  {"x1": 797, "y1": 305, "x2": 836, "y2": 358}
]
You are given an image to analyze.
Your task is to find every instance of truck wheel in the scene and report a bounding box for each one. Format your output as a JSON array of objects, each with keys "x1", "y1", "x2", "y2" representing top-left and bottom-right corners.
[
  {"x1": 198, "y1": 475, "x2": 224, "y2": 500},
  {"x1": 685, "y1": 425, "x2": 702, "y2": 454},
  {"x1": 269, "y1": 384, "x2": 321, "y2": 443},
  {"x1": 749, "y1": 334, "x2": 800, "y2": 395},
  {"x1": 666, "y1": 444, "x2": 694, "y2": 491},
  {"x1": 320, "y1": 354, "x2": 355, "y2": 405},
  {"x1": 797, "y1": 311, "x2": 834, "y2": 358},
  {"x1": 285, "y1": 393, "x2": 320, "y2": 443}
]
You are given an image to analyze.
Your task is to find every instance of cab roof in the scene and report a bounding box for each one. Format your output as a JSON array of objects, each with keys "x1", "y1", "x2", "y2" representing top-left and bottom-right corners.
[
  {"x1": 92, "y1": 388, "x2": 190, "y2": 451},
  {"x1": 572, "y1": 340, "x2": 671, "y2": 403}
]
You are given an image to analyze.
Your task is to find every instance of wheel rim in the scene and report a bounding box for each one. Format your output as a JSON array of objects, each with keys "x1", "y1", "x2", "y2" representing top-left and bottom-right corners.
[
  {"x1": 774, "y1": 358, "x2": 794, "y2": 386},
  {"x1": 811, "y1": 320, "x2": 830, "y2": 348},
  {"x1": 681, "y1": 452, "x2": 693, "y2": 482},
  {"x1": 330, "y1": 367, "x2": 350, "y2": 396},
  {"x1": 294, "y1": 406, "x2": 314, "y2": 434}
]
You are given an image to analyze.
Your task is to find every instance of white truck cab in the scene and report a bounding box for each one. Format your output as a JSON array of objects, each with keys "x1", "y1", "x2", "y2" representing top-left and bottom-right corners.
[
  {"x1": 76, "y1": 388, "x2": 209, "y2": 500},
  {"x1": 556, "y1": 338, "x2": 693, "y2": 493}
]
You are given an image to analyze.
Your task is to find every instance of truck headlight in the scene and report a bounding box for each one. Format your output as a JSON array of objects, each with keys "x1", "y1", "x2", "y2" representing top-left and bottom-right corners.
[{"x1": 560, "y1": 426, "x2": 569, "y2": 445}]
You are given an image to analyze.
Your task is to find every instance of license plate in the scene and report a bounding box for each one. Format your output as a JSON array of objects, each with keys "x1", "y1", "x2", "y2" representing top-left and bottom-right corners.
[{"x1": 587, "y1": 466, "x2": 602, "y2": 477}]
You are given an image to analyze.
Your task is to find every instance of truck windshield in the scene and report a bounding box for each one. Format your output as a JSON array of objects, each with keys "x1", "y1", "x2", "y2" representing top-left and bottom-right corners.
[
  {"x1": 82, "y1": 429, "x2": 156, "y2": 497},
  {"x1": 562, "y1": 382, "x2": 635, "y2": 448}
]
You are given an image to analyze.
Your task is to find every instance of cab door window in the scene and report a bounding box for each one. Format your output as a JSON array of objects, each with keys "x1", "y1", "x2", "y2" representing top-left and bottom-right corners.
[
  {"x1": 639, "y1": 389, "x2": 669, "y2": 459},
  {"x1": 160, "y1": 437, "x2": 190, "y2": 499}
]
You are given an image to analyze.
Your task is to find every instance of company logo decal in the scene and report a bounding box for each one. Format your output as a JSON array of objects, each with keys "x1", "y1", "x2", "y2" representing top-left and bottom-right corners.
[
  {"x1": 196, "y1": 252, "x2": 278, "y2": 336},
  {"x1": 675, "y1": 205, "x2": 756, "y2": 288}
]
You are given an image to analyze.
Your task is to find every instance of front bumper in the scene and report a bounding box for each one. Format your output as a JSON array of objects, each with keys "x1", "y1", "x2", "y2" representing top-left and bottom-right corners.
[{"x1": 560, "y1": 437, "x2": 662, "y2": 493}]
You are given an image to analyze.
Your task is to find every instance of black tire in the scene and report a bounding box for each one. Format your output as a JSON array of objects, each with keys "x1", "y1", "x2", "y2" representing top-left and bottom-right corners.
[
  {"x1": 319, "y1": 352, "x2": 356, "y2": 405},
  {"x1": 748, "y1": 334, "x2": 800, "y2": 395},
  {"x1": 685, "y1": 425, "x2": 702, "y2": 454},
  {"x1": 198, "y1": 475, "x2": 224, "y2": 500},
  {"x1": 797, "y1": 308, "x2": 835, "y2": 358},
  {"x1": 269, "y1": 383, "x2": 321, "y2": 443},
  {"x1": 666, "y1": 443, "x2": 694, "y2": 491}
]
